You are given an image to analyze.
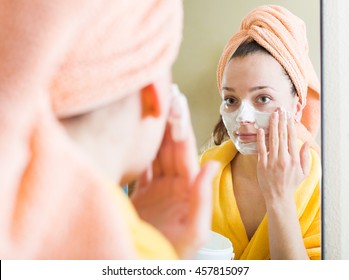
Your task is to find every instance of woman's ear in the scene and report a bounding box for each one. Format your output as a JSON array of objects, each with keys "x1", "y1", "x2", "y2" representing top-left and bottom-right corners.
[
  {"x1": 140, "y1": 84, "x2": 161, "y2": 118},
  {"x1": 294, "y1": 99, "x2": 303, "y2": 123}
]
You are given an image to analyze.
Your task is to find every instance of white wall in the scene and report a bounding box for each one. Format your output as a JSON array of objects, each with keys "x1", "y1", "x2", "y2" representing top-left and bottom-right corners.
[{"x1": 323, "y1": 0, "x2": 349, "y2": 259}]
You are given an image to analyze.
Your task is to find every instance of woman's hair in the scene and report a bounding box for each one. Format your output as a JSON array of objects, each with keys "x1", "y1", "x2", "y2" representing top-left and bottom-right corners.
[{"x1": 212, "y1": 39, "x2": 297, "y2": 146}]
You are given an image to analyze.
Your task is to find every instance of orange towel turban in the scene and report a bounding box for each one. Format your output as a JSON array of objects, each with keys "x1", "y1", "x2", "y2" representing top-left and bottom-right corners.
[
  {"x1": 217, "y1": 5, "x2": 320, "y2": 150},
  {"x1": 51, "y1": 0, "x2": 183, "y2": 118},
  {"x1": 0, "y1": 0, "x2": 182, "y2": 259}
]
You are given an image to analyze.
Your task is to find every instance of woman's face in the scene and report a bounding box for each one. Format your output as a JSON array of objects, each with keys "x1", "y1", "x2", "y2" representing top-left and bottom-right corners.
[{"x1": 220, "y1": 52, "x2": 301, "y2": 154}]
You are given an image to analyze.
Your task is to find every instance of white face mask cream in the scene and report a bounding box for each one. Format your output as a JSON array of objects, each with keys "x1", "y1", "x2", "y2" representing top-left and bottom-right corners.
[{"x1": 220, "y1": 101, "x2": 272, "y2": 155}]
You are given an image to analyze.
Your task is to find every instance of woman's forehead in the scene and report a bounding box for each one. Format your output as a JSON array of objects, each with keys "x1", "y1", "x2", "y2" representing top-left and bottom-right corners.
[{"x1": 222, "y1": 53, "x2": 291, "y2": 90}]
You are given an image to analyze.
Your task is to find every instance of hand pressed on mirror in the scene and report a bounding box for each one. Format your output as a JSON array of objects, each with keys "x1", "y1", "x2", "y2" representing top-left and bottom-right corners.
[{"x1": 131, "y1": 92, "x2": 219, "y2": 260}]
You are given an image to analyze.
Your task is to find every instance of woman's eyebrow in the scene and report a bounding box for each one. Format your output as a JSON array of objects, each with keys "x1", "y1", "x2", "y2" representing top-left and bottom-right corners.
[
  {"x1": 222, "y1": 86, "x2": 235, "y2": 92},
  {"x1": 222, "y1": 86, "x2": 275, "y2": 92},
  {"x1": 249, "y1": 86, "x2": 275, "y2": 92}
]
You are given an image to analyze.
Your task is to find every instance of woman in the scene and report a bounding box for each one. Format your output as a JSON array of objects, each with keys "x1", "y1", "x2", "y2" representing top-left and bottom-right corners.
[
  {"x1": 0, "y1": 0, "x2": 218, "y2": 259},
  {"x1": 200, "y1": 5, "x2": 321, "y2": 260}
]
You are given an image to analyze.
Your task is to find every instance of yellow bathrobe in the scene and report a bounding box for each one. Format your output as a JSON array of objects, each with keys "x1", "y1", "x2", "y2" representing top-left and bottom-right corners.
[{"x1": 200, "y1": 140, "x2": 321, "y2": 260}]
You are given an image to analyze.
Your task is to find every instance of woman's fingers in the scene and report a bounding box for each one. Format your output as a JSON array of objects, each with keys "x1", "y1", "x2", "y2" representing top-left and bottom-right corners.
[
  {"x1": 257, "y1": 107, "x2": 309, "y2": 198},
  {"x1": 168, "y1": 87, "x2": 199, "y2": 181},
  {"x1": 288, "y1": 115, "x2": 300, "y2": 160},
  {"x1": 257, "y1": 128, "x2": 267, "y2": 167},
  {"x1": 159, "y1": 125, "x2": 176, "y2": 176},
  {"x1": 153, "y1": 86, "x2": 199, "y2": 182},
  {"x1": 268, "y1": 111, "x2": 279, "y2": 160},
  {"x1": 152, "y1": 124, "x2": 174, "y2": 178},
  {"x1": 278, "y1": 108, "x2": 288, "y2": 159},
  {"x1": 269, "y1": 109, "x2": 300, "y2": 161},
  {"x1": 173, "y1": 125, "x2": 199, "y2": 182}
]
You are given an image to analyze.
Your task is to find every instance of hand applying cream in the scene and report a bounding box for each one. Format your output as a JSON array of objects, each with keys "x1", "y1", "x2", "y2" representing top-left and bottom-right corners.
[{"x1": 168, "y1": 84, "x2": 190, "y2": 142}]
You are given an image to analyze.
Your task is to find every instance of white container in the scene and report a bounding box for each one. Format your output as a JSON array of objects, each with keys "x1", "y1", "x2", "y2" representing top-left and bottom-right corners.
[{"x1": 194, "y1": 230, "x2": 234, "y2": 260}]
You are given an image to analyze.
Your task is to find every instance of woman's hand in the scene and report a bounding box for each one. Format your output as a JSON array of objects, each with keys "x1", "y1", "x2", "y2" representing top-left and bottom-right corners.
[
  {"x1": 256, "y1": 108, "x2": 311, "y2": 259},
  {"x1": 256, "y1": 108, "x2": 310, "y2": 202},
  {"x1": 131, "y1": 89, "x2": 219, "y2": 259}
]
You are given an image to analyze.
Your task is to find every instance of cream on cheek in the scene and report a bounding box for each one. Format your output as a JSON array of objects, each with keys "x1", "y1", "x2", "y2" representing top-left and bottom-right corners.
[{"x1": 220, "y1": 100, "x2": 296, "y2": 155}]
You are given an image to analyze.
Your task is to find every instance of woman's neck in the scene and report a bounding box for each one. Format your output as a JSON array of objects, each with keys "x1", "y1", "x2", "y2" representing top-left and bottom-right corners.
[{"x1": 231, "y1": 152, "x2": 259, "y2": 181}]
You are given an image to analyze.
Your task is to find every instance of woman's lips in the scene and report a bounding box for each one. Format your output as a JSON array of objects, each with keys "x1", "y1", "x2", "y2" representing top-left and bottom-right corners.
[
  {"x1": 235, "y1": 132, "x2": 269, "y2": 142},
  {"x1": 236, "y1": 133, "x2": 257, "y2": 142}
]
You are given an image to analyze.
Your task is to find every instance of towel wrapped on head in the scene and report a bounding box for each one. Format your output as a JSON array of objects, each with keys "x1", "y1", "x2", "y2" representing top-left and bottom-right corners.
[
  {"x1": 217, "y1": 5, "x2": 320, "y2": 151},
  {"x1": 51, "y1": 0, "x2": 182, "y2": 118}
]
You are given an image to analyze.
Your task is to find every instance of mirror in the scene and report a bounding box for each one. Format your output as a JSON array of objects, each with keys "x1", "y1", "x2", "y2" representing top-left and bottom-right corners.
[{"x1": 173, "y1": 0, "x2": 321, "y2": 259}]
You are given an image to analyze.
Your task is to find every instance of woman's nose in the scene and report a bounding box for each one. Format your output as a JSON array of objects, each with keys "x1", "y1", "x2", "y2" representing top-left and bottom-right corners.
[
  {"x1": 236, "y1": 106, "x2": 255, "y2": 124},
  {"x1": 238, "y1": 119, "x2": 255, "y2": 124}
]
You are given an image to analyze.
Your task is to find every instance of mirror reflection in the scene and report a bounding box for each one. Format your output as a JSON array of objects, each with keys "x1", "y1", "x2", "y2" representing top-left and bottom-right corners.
[{"x1": 174, "y1": 0, "x2": 321, "y2": 260}]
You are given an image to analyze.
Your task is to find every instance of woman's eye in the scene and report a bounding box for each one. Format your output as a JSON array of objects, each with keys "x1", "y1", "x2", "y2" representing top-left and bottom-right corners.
[
  {"x1": 224, "y1": 97, "x2": 238, "y2": 106},
  {"x1": 256, "y1": 95, "x2": 271, "y2": 104}
]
